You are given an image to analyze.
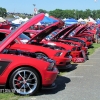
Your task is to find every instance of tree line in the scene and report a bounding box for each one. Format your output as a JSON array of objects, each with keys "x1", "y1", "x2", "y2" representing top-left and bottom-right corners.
[
  {"x1": 0, "y1": 7, "x2": 7, "y2": 17},
  {"x1": 1, "y1": 7, "x2": 100, "y2": 19},
  {"x1": 38, "y1": 9, "x2": 100, "y2": 19}
]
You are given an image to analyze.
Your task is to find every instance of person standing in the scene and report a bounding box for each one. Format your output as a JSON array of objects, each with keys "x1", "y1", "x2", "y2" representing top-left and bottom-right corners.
[{"x1": 95, "y1": 25, "x2": 100, "y2": 43}]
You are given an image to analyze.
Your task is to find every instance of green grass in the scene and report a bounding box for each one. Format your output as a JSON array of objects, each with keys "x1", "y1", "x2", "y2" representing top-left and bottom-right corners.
[
  {"x1": 88, "y1": 43, "x2": 100, "y2": 55},
  {"x1": 0, "y1": 93, "x2": 20, "y2": 100},
  {"x1": 0, "y1": 93, "x2": 30, "y2": 100}
]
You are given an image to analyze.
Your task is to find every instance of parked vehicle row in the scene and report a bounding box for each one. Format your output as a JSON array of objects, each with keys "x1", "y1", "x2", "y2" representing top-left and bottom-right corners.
[{"x1": 0, "y1": 13, "x2": 97, "y2": 95}]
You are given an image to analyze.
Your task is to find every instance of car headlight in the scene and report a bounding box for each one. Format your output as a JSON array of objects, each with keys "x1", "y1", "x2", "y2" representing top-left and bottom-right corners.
[
  {"x1": 55, "y1": 52, "x2": 63, "y2": 57},
  {"x1": 47, "y1": 62, "x2": 55, "y2": 71}
]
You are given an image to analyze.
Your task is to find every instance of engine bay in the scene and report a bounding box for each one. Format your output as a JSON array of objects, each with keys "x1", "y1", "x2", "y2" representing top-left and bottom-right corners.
[
  {"x1": 29, "y1": 41, "x2": 65, "y2": 50},
  {"x1": 2, "y1": 49, "x2": 55, "y2": 63}
]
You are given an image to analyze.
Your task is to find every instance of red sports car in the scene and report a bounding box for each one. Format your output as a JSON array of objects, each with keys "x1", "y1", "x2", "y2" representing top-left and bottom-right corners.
[
  {"x1": 0, "y1": 13, "x2": 59, "y2": 95},
  {"x1": 74, "y1": 24, "x2": 96, "y2": 43},
  {"x1": 23, "y1": 23, "x2": 86, "y2": 63},
  {"x1": 69, "y1": 24, "x2": 93, "y2": 47},
  {"x1": 43, "y1": 24, "x2": 88, "y2": 62},
  {"x1": 50, "y1": 24, "x2": 88, "y2": 56},
  {"x1": 0, "y1": 24, "x2": 72, "y2": 69}
]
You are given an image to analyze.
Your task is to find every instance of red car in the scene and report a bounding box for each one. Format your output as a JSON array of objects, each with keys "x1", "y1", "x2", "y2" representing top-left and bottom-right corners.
[
  {"x1": 0, "y1": 13, "x2": 59, "y2": 95},
  {"x1": 44, "y1": 24, "x2": 88, "y2": 62},
  {"x1": 50, "y1": 24, "x2": 88, "y2": 56},
  {"x1": 0, "y1": 25, "x2": 72, "y2": 69},
  {"x1": 23, "y1": 23, "x2": 86, "y2": 63},
  {"x1": 74, "y1": 24, "x2": 96, "y2": 43},
  {"x1": 0, "y1": 20, "x2": 11, "y2": 29},
  {"x1": 56, "y1": 24, "x2": 91, "y2": 48},
  {"x1": 69, "y1": 24, "x2": 93, "y2": 47}
]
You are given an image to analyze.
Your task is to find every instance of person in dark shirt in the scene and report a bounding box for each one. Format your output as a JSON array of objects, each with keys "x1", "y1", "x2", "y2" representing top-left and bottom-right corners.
[{"x1": 95, "y1": 25, "x2": 100, "y2": 43}]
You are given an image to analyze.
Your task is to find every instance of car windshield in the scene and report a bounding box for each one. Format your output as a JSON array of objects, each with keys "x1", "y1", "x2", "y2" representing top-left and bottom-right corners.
[
  {"x1": 19, "y1": 33, "x2": 30, "y2": 40},
  {"x1": 18, "y1": 33, "x2": 31, "y2": 44},
  {"x1": 68, "y1": 26, "x2": 84, "y2": 36},
  {"x1": 45, "y1": 31, "x2": 58, "y2": 40},
  {"x1": 69, "y1": 31, "x2": 75, "y2": 37},
  {"x1": 45, "y1": 35, "x2": 52, "y2": 40}
]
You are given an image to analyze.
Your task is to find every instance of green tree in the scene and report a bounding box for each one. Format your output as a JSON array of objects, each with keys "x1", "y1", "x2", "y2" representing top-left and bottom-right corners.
[
  {"x1": 49, "y1": 9, "x2": 64, "y2": 18},
  {"x1": 0, "y1": 7, "x2": 7, "y2": 17},
  {"x1": 38, "y1": 9, "x2": 48, "y2": 13}
]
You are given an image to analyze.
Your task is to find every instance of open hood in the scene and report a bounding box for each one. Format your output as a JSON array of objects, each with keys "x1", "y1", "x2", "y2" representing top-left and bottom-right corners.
[
  {"x1": 51, "y1": 24, "x2": 79, "y2": 40},
  {"x1": 62, "y1": 24, "x2": 88, "y2": 39},
  {"x1": 73, "y1": 24, "x2": 88, "y2": 36},
  {"x1": 0, "y1": 13, "x2": 45, "y2": 52},
  {"x1": 28, "y1": 21, "x2": 63, "y2": 43}
]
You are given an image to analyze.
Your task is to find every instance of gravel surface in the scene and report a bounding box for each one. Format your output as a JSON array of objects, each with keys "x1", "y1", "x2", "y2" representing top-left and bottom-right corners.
[{"x1": 19, "y1": 48, "x2": 100, "y2": 100}]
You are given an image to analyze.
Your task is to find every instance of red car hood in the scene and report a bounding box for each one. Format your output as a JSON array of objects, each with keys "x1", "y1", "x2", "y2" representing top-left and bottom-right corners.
[
  {"x1": 0, "y1": 29, "x2": 11, "y2": 34},
  {"x1": 73, "y1": 24, "x2": 88, "y2": 36},
  {"x1": 52, "y1": 24, "x2": 79, "y2": 40},
  {"x1": 28, "y1": 21, "x2": 63, "y2": 43},
  {"x1": 74, "y1": 37, "x2": 87, "y2": 42},
  {"x1": 0, "y1": 13, "x2": 45, "y2": 52},
  {"x1": 55, "y1": 24, "x2": 87, "y2": 39},
  {"x1": 44, "y1": 41, "x2": 74, "y2": 50},
  {"x1": 84, "y1": 29, "x2": 96, "y2": 34},
  {"x1": 60, "y1": 24, "x2": 87, "y2": 39}
]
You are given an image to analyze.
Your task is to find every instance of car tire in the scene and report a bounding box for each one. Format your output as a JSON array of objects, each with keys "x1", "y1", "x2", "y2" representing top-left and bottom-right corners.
[
  {"x1": 35, "y1": 52, "x2": 48, "y2": 58},
  {"x1": 86, "y1": 55, "x2": 89, "y2": 60},
  {"x1": 9, "y1": 67, "x2": 40, "y2": 96}
]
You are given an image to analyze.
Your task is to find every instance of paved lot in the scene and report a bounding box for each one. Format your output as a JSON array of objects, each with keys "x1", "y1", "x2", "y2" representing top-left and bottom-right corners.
[{"x1": 19, "y1": 48, "x2": 100, "y2": 100}]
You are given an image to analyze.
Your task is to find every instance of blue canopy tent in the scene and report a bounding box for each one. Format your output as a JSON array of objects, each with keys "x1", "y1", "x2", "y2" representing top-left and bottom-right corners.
[
  {"x1": 40, "y1": 16, "x2": 58, "y2": 24},
  {"x1": 96, "y1": 19, "x2": 100, "y2": 24},
  {"x1": 65, "y1": 18, "x2": 78, "y2": 25}
]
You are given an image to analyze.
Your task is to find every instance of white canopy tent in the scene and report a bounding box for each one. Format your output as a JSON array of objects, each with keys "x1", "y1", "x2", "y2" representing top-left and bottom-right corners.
[
  {"x1": 12, "y1": 17, "x2": 29, "y2": 24},
  {"x1": 0, "y1": 17, "x2": 6, "y2": 22},
  {"x1": 78, "y1": 18, "x2": 84, "y2": 22}
]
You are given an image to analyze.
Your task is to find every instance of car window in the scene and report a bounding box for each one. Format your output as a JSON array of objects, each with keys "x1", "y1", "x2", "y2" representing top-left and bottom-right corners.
[
  {"x1": 19, "y1": 33, "x2": 30, "y2": 40},
  {"x1": 69, "y1": 31, "x2": 75, "y2": 37}
]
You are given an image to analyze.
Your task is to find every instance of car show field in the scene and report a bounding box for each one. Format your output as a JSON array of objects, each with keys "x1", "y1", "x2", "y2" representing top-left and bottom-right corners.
[
  {"x1": 0, "y1": 12, "x2": 100, "y2": 100},
  {"x1": 0, "y1": 43, "x2": 100, "y2": 100}
]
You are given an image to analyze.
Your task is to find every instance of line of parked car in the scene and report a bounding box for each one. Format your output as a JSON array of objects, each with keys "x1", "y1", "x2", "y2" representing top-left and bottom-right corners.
[{"x1": 0, "y1": 13, "x2": 97, "y2": 95}]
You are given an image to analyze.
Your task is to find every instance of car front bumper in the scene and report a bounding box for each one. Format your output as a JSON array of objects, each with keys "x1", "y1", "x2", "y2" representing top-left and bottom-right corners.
[
  {"x1": 42, "y1": 67, "x2": 58, "y2": 86},
  {"x1": 53, "y1": 56, "x2": 71, "y2": 66}
]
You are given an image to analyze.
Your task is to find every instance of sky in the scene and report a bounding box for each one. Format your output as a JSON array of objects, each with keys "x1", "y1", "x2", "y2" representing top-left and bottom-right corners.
[{"x1": 0, "y1": 0, "x2": 99, "y2": 14}]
